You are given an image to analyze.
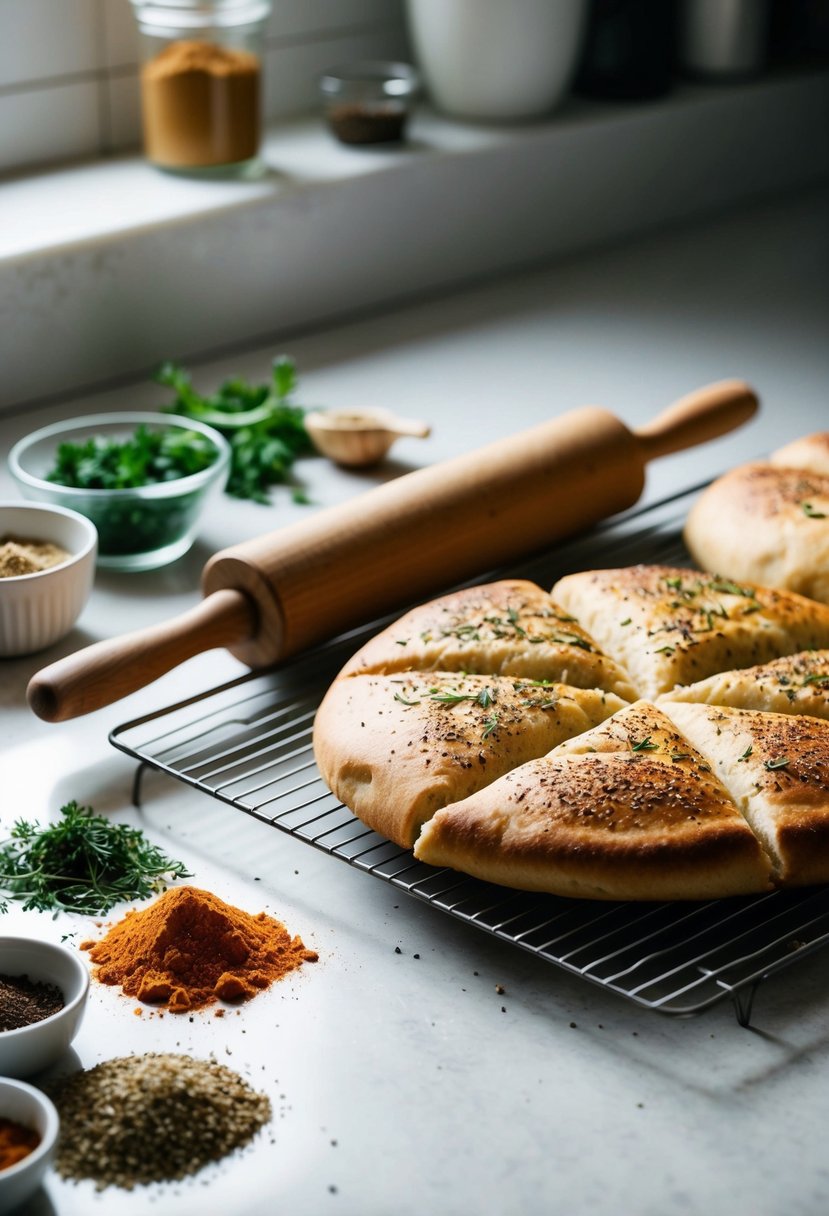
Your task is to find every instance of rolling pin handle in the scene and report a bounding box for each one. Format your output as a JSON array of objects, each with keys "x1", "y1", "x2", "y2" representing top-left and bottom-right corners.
[
  {"x1": 27, "y1": 588, "x2": 257, "y2": 723},
  {"x1": 635, "y1": 379, "x2": 759, "y2": 462}
]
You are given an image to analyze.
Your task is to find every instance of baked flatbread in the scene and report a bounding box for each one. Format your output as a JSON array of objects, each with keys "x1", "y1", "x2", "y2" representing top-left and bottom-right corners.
[
  {"x1": 771, "y1": 432, "x2": 829, "y2": 478},
  {"x1": 338, "y1": 579, "x2": 637, "y2": 700},
  {"x1": 552, "y1": 565, "x2": 829, "y2": 699},
  {"x1": 684, "y1": 465, "x2": 829, "y2": 604},
  {"x1": 661, "y1": 701, "x2": 829, "y2": 887},
  {"x1": 313, "y1": 671, "x2": 626, "y2": 847},
  {"x1": 414, "y1": 701, "x2": 773, "y2": 900},
  {"x1": 659, "y1": 649, "x2": 829, "y2": 719}
]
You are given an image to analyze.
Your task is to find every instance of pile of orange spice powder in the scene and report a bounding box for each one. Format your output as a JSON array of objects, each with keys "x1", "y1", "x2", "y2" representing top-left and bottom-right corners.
[{"x1": 81, "y1": 886, "x2": 317, "y2": 1014}]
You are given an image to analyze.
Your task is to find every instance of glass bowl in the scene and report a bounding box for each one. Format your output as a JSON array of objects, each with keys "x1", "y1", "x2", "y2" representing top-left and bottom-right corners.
[
  {"x1": 9, "y1": 413, "x2": 230, "y2": 572},
  {"x1": 319, "y1": 60, "x2": 420, "y2": 145}
]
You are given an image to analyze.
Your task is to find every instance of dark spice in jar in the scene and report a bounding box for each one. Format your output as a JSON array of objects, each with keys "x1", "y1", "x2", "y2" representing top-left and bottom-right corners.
[
  {"x1": 0, "y1": 973, "x2": 64, "y2": 1031},
  {"x1": 327, "y1": 103, "x2": 407, "y2": 144}
]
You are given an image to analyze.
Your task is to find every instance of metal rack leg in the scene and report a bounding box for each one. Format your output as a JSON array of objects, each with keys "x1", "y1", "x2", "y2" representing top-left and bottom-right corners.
[
  {"x1": 732, "y1": 980, "x2": 761, "y2": 1028},
  {"x1": 131, "y1": 761, "x2": 149, "y2": 809}
]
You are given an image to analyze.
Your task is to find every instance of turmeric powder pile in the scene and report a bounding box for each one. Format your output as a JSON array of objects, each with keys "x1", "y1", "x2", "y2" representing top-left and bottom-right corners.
[{"x1": 82, "y1": 886, "x2": 317, "y2": 1013}]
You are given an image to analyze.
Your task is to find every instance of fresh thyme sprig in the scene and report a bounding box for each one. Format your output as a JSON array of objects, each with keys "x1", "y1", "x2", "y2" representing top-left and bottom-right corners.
[{"x1": 0, "y1": 801, "x2": 192, "y2": 916}]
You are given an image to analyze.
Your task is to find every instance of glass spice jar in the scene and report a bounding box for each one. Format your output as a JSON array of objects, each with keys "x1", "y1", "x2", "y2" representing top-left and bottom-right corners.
[
  {"x1": 319, "y1": 61, "x2": 420, "y2": 146},
  {"x1": 129, "y1": 0, "x2": 271, "y2": 176}
]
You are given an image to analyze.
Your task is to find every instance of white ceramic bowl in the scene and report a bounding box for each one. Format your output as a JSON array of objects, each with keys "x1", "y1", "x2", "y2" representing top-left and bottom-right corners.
[
  {"x1": 0, "y1": 938, "x2": 89, "y2": 1079},
  {"x1": 0, "y1": 1078, "x2": 59, "y2": 1213},
  {"x1": 0, "y1": 502, "x2": 97, "y2": 658}
]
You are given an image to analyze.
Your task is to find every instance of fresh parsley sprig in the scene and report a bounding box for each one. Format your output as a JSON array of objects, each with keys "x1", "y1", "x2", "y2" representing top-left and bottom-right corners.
[
  {"x1": 0, "y1": 801, "x2": 192, "y2": 917},
  {"x1": 157, "y1": 356, "x2": 314, "y2": 504}
]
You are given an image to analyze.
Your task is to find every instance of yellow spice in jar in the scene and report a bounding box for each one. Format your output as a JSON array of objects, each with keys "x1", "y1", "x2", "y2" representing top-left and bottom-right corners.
[{"x1": 141, "y1": 39, "x2": 261, "y2": 168}]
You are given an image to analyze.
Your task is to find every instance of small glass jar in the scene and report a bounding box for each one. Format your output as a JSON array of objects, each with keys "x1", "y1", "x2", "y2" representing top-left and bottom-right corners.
[
  {"x1": 130, "y1": 0, "x2": 271, "y2": 175},
  {"x1": 319, "y1": 61, "x2": 420, "y2": 146}
]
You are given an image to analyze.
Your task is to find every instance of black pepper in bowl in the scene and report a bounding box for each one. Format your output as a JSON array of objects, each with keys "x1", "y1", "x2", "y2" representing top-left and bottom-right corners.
[{"x1": 0, "y1": 973, "x2": 65, "y2": 1031}]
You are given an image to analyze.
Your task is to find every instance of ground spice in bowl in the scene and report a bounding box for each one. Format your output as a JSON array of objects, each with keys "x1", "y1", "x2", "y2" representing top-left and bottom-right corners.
[
  {"x1": 0, "y1": 1118, "x2": 40, "y2": 1171},
  {"x1": 82, "y1": 885, "x2": 317, "y2": 1012},
  {"x1": 0, "y1": 973, "x2": 64, "y2": 1031},
  {"x1": 0, "y1": 538, "x2": 69, "y2": 578},
  {"x1": 50, "y1": 1053, "x2": 270, "y2": 1190}
]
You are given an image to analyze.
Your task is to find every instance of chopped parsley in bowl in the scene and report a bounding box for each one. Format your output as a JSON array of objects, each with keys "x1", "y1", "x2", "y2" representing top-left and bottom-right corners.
[{"x1": 9, "y1": 413, "x2": 230, "y2": 571}]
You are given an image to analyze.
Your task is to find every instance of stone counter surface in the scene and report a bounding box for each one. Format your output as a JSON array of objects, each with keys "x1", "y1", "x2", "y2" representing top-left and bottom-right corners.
[{"x1": 2, "y1": 187, "x2": 829, "y2": 1216}]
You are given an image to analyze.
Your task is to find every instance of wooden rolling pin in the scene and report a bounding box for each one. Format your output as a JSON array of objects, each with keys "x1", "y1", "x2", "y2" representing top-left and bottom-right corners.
[{"x1": 28, "y1": 379, "x2": 757, "y2": 722}]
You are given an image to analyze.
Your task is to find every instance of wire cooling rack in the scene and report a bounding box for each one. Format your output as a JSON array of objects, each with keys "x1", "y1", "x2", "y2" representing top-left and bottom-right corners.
[{"x1": 111, "y1": 483, "x2": 829, "y2": 1027}]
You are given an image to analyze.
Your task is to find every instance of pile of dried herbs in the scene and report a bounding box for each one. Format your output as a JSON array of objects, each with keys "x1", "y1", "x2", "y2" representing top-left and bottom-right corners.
[{"x1": 50, "y1": 1053, "x2": 272, "y2": 1189}]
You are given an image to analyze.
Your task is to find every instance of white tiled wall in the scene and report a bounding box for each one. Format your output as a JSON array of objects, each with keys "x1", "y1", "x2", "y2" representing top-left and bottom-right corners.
[{"x1": 0, "y1": 0, "x2": 408, "y2": 175}]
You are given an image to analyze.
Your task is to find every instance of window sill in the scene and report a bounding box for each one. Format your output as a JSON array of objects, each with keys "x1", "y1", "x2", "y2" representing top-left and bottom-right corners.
[{"x1": 2, "y1": 67, "x2": 827, "y2": 413}]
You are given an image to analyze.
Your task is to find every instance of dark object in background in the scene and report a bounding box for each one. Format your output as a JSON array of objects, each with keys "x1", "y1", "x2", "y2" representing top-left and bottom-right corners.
[
  {"x1": 574, "y1": 0, "x2": 676, "y2": 100},
  {"x1": 769, "y1": 0, "x2": 829, "y2": 66}
]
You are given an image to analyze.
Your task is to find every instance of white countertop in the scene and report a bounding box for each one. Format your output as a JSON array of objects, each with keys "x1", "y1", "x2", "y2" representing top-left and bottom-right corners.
[{"x1": 3, "y1": 186, "x2": 829, "y2": 1216}]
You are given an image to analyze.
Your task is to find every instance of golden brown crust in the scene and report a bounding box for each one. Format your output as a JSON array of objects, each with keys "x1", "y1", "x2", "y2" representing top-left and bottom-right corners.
[
  {"x1": 337, "y1": 579, "x2": 637, "y2": 700},
  {"x1": 684, "y1": 464, "x2": 829, "y2": 604},
  {"x1": 414, "y1": 701, "x2": 773, "y2": 900},
  {"x1": 771, "y1": 432, "x2": 829, "y2": 478},
  {"x1": 552, "y1": 564, "x2": 829, "y2": 698},
  {"x1": 659, "y1": 701, "x2": 829, "y2": 886},
  {"x1": 659, "y1": 649, "x2": 829, "y2": 719},
  {"x1": 313, "y1": 671, "x2": 626, "y2": 847}
]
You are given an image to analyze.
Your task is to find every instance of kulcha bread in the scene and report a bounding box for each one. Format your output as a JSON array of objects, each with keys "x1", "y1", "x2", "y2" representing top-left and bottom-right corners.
[
  {"x1": 660, "y1": 701, "x2": 829, "y2": 887},
  {"x1": 683, "y1": 464, "x2": 829, "y2": 604},
  {"x1": 551, "y1": 565, "x2": 829, "y2": 699},
  {"x1": 659, "y1": 650, "x2": 829, "y2": 719},
  {"x1": 314, "y1": 568, "x2": 829, "y2": 900},
  {"x1": 414, "y1": 701, "x2": 774, "y2": 900},
  {"x1": 771, "y1": 432, "x2": 829, "y2": 478},
  {"x1": 313, "y1": 671, "x2": 626, "y2": 847},
  {"x1": 337, "y1": 579, "x2": 637, "y2": 700}
]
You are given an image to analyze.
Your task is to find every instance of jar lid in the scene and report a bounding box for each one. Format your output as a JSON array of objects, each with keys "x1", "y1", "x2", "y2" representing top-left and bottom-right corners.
[
  {"x1": 319, "y1": 61, "x2": 421, "y2": 99},
  {"x1": 130, "y1": 0, "x2": 271, "y2": 31}
]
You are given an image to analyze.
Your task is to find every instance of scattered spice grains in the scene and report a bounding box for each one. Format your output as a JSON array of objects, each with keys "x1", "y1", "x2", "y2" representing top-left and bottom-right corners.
[
  {"x1": 0, "y1": 1118, "x2": 40, "y2": 1171},
  {"x1": 50, "y1": 1053, "x2": 271, "y2": 1190},
  {"x1": 82, "y1": 886, "x2": 317, "y2": 1013},
  {"x1": 0, "y1": 973, "x2": 64, "y2": 1031}
]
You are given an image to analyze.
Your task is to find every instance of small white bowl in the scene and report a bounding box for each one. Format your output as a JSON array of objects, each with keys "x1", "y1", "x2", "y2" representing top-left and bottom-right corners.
[
  {"x1": 0, "y1": 502, "x2": 97, "y2": 657},
  {"x1": 0, "y1": 937, "x2": 89, "y2": 1079},
  {"x1": 0, "y1": 1078, "x2": 59, "y2": 1213}
]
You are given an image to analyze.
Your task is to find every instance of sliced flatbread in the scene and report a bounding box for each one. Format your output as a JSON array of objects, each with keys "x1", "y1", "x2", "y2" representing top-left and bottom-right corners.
[
  {"x1": 771, "y1": 432, "x2": 829, "y2": 478},
  {"x1": 414, "y1": 701, "x2": 773, "y2": 900},
  {"x1": 661, "y1": 701, "x2": 829, "y2": 887},
  {"x1": 684, "y1": 464, "x2": 829, "y2": 604},
  {"x1": 338, "y1": 579, "x2": 637, "y2": 700},
  {"x1": 313, "y1": 671, "x2": 626, "y2": 848},
  {"x1": 659, "y1": 649, "x2": 829, "y2": 719},
  {"x1": 552, "y1": 565, "x2": 829, "y2": 699}
]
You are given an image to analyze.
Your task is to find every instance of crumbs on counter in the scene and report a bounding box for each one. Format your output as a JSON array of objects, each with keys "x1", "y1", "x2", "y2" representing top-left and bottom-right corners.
[{"x1": 0, "y1": 537, "x2": 69, "y2": 578}]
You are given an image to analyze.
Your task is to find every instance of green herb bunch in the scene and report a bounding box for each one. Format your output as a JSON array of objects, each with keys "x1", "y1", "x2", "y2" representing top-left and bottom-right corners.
[
  {"x1": 0, "y1": 801, "x2": 192, "y2": 916},
  {"x1": 157, "y1": 356, "x2": 314, "y2": 503},
  {"x1": 47, "y1": 424, "x2": 218, "y2": 490}
]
